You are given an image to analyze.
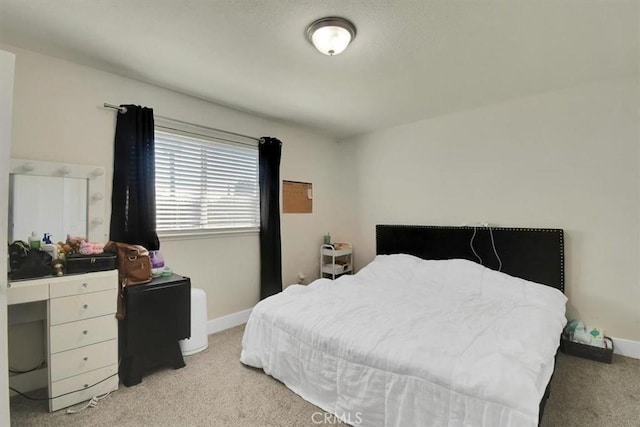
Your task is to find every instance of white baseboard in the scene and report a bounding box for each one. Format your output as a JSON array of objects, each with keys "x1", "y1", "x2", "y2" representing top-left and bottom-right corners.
[
  {"x1": 207, "y1": 308, "x2": 252, "y2": 335},
  {"x1": 611, "y1": 336, "x2": 640, "y2": 359}
]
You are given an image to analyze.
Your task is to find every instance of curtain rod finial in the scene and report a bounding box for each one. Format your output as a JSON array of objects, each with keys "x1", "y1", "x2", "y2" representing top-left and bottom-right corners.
[{"x1": 103, "y1": 103, "x2": 127, "y2": 114}]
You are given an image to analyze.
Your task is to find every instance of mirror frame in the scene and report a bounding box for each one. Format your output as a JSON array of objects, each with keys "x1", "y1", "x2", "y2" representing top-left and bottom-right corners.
[{"x1": 9, "y1": 158, "x2": 106, "y2": 243}]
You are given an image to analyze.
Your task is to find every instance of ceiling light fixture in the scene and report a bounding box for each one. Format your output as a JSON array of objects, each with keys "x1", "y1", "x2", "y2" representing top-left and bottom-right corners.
[{"x1": 306, "y1": 17, "x2": 356, "y2": 56}]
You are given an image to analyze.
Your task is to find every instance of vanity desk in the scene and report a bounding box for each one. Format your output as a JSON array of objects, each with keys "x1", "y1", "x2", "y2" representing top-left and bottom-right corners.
[
  {"x1": 8, "y1": 269, "x2": 119, "y2": 412},
  {"x1": 6, "y1": 157, "x2": 116, "y2": 413}
]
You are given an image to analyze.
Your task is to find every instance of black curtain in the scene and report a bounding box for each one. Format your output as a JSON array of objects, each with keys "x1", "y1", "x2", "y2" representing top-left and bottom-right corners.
[
  {"x1": 109, "y1": 105, "x2": 160, "y2": 251},
  {"x1": 259, "y1": 137, "x2": 282, "y2": 299}
]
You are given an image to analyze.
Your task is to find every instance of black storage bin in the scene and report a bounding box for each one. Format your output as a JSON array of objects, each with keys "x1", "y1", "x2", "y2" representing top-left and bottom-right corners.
[
  {"x1": 560, "y1": 337, "x2": 614, "y2": 364},
  {"x1": 66, "y1": 253, "x2": 117, "y2": 274},
  {"x1": 119, "y1": 274, "x2": 191, "y2": 386}
]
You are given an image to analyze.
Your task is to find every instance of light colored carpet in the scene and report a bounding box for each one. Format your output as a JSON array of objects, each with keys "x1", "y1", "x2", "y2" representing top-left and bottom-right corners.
[
  {"x1": 9, "y1": 325, "x2": 640, "y2": 426},
  {"x1": 541, "y1": 346, "x2": 640, "y2": 427}
]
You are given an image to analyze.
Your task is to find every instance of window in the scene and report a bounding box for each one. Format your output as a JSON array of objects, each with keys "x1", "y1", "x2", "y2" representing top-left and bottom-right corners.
[{"x1": 154, "y1": 124, "x2": 259, "y2": 235}]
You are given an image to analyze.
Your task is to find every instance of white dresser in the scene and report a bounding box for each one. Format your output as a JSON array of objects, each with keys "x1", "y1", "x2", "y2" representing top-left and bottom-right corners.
[{"x1": 8, "y1": 270, "x2": 119, "y2": 412}]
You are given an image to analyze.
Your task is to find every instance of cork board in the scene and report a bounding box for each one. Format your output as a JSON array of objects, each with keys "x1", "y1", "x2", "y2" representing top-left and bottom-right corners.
[{"x1": 283, "y1": 180, "x2": 312, "y2": 213}]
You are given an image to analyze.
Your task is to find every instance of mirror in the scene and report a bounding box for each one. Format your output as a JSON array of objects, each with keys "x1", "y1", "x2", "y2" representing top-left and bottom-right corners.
[
  {"x1": 9, "y1": 158, "x2": 106, "y2": 244},
  {"x1": 10, "y1": 175, "x2": 88, "y2": 243}
]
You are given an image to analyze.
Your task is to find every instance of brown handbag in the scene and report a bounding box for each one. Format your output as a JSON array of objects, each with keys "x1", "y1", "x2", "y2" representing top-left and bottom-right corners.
[{"x1": 104, "y1": 241, "x2": 153, "y2": 319}]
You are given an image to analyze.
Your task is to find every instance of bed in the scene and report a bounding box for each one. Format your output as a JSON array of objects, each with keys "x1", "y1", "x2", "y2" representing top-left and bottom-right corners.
[{"x1": 241, "y1": 225, "x2": 567, "y2": 426}]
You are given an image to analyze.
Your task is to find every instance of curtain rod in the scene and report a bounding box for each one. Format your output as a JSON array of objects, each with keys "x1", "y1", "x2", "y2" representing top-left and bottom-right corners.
[{"x1": 103, "y1": 103, "x2": 261, "y2": 143}]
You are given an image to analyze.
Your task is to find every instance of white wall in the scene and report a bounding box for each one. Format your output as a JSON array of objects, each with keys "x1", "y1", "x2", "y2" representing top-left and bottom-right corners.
[
  {"x1": 4, "y1": 44, "x2": 347, "y2": 321},
  {"x1": 6, "y1": 40, "x2": 638, "y2": 350},
  {"x1": 342, "y1": 78, "x2": 640, "y2": 341}
]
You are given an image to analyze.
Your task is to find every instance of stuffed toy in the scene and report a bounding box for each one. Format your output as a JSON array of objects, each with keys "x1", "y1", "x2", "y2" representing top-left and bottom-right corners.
[
  {"x1": 78, "y1": 240, "x2": 105, "y2": 255},
  {"x1": 65, "y1": 236, "x2": 84, "y2": 254},
  {"x1": 55, "y1": 242, "x2": 67, "y2": 260},
  {"x1": 52, "y1": 259, "x2": 65, "y2": 276}
]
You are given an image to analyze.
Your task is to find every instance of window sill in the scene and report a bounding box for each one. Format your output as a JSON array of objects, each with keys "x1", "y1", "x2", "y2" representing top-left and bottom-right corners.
[{"x1": 158, "y1": 228, "x2": 259, "y2": 242}]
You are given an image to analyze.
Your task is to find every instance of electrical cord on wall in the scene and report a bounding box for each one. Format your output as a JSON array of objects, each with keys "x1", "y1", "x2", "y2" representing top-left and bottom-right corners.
[{"x1": 468, "y1": 223, "x2": 502, "y2": 271}]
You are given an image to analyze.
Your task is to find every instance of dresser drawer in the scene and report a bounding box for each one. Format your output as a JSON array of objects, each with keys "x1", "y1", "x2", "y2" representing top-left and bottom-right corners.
[
  {"x1": 49, "y1": 270, "x2": 117, "y2": 298},
  {"x1": 49, "y1": 315, "x2": 117, "y2": 354},
  {"x1": 49, "y1": 289, "x2": 117, "y2": 326},
  {"x1": 50, "y1": 339, "x2": 117, "y2": 382},
  {"x1": 50, "y1": 364, "x2": 118, "y2": 412}
]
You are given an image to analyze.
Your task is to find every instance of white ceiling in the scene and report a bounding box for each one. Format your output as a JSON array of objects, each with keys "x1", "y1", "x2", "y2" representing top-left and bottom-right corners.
[{"x1": 0, "y1": 1, "x2": 637, "y2": 139}]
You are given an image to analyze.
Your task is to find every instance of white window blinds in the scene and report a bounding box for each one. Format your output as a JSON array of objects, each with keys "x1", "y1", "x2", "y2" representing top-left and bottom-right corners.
[{"x1": 154, "y1": 129, "x2": 259, "y2": 233}]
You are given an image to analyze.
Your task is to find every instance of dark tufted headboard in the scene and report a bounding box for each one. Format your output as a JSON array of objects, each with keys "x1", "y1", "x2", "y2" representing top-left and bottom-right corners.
[{"x1": 376, "y1": 225, "x2": 565, "y2": 292}]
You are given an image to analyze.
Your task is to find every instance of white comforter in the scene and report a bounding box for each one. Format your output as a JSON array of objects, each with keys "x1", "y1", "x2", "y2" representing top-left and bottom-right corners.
[{"x1": 241, "y1": 255, "x2": 567, "y2": 426}]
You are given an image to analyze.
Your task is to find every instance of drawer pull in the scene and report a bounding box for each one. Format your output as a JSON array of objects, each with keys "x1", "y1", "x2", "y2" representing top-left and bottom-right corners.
[
  {"x1": 82, "y1": 304, "x2": 88, "y2": 310},
  {"x1": 84, "y1": 384, "x2": 89, "y2": 388},
  {"x1": 83, "y1": 357, "x2": 88, "y2": 361},
  {"x1": 83, "y1": 330, "x2": 88, "y2": 335},
  {"x1": 82, "y1": 283, "x2": 88, "y2": 288}
]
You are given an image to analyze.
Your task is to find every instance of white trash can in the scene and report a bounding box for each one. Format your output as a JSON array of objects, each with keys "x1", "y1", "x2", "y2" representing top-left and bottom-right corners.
[{"x1": 180, "y1": 288, "x2": 209, "y2": 356}]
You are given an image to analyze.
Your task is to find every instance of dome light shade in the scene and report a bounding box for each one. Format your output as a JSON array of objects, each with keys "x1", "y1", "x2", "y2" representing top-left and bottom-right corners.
[{"x1": 306, "y1": 17, "x2": 356, "y2": 56}]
